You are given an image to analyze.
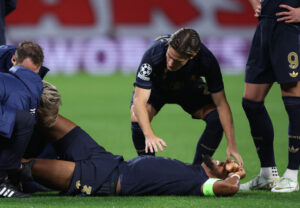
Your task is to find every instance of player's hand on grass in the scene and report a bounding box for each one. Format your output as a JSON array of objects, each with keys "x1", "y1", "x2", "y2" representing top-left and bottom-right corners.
[
  {"x1": 145, "y1": 136, "x2": 167, "y2": 153},
  {"x1": 226, "y1": 146, "x2": 243, "y2": 167},
  {"x1": 276, "y1": 5, "x2": 300, "y2": 23}
]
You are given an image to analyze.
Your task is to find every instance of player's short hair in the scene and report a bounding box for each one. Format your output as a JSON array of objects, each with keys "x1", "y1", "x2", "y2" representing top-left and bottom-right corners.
[
  {"x1": 168, "y1": 28, "x2": 201, "y2": 58},
  {"x1": 15, "y1": 41, "x2": 44, "y2": 66},
  {"x1": 38, "y1": 81, "x2": 62, "y2": 128}
]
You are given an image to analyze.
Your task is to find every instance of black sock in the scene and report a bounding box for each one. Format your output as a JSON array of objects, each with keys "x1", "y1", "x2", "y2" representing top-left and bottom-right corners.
[
  {"x1": 131, "y1": 122, "x2": 154, "y2": 156},
  {"x1": 242, "y1": 98, "x2": 276, "y2": 167},
  {"x1": 193, "y1": 110, "x2": 223, "y2": 165},
  {"x1": 283, "y1": 96, "x2": 300, "y2": 170}
]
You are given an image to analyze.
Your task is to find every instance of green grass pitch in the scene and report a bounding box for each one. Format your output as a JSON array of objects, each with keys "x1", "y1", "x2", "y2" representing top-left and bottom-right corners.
[{"x1": 1, "y1": 74, "x2": 299, "y2": 207}]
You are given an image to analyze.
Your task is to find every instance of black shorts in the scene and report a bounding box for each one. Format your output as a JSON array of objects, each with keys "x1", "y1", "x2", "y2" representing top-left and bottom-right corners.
[
  {"x1": 131, "y1": 85, "x2": 215, "y2": 116},
  {"x1": 53, "y1": 126, "x2": 123, "y2": 196},
  {"x1": 246, "y1": 18, "x2": 300, "y2": 84}
]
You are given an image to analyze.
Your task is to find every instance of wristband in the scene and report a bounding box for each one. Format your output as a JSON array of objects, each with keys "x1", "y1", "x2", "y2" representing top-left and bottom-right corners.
[
  {"x1": 230, "y1": 174, "x2": 240, "y2": 180},
  {"x1": 202, "y1": 178, "x2": 221, "y2": 196}
]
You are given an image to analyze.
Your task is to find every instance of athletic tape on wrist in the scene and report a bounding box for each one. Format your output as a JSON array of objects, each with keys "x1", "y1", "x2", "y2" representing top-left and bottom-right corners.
[
  {"x1": 202, "y1": 178, "x2": 221, "y2": 196},
  {"x1": 230, "y1": 174, "x2": 240, "y2": 180}
]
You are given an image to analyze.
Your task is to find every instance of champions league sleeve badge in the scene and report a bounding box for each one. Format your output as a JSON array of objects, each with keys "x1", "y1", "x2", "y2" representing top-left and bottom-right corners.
[{"x1": 137, "y1": 63, "x2": 152, "y2": 81}]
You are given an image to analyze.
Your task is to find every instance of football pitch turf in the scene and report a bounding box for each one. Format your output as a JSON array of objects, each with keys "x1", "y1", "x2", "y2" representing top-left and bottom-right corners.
[{"x1": 1, "y1": 74, "x2": 299, "y2": 207}]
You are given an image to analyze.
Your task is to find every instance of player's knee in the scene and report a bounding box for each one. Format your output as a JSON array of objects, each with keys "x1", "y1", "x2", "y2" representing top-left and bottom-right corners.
[{"x1": 242, "y1": 97, "x2": 265, "y2": 114}]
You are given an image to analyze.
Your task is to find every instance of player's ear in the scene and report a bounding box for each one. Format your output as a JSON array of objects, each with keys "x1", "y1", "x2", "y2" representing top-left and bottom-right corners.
[{"x1": 11, "y1": 55, "x2": 17, "y2": 65}]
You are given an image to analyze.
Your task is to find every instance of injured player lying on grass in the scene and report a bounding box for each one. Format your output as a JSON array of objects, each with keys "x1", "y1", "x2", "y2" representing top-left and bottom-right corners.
[{"x1": 21, "y1": 81, "x2": 246, "y2": 197}]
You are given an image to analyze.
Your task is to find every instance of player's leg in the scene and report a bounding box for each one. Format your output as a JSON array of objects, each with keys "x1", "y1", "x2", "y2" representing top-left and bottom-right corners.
[
  {"x1": 243, "y1": 83, "x2": 277, "y2": 168},
  {"x1": 0, "y1": 111, "x2": 35, "y2": 198},
  {"x1": 176, "y1": 86, "x2": 223, "y2": 165},
  {"x1": 130, "y1": 90, "x2": 162, "y2": 156},
  {"x1": 192, "y1": 105, "x2": 223, "y2": 165},
  {"x1": 240, "y1": 83, "x2": 280, "y2": 190},
  {"x1": 26, "y1": 159, "x2": 75, "y2": 191},
  {"x1": 272, "y1": 82, "x2": 300, "y2": 192},
  {"x1": 240, "y1": 19, "x2": 281, "y2": 190}
]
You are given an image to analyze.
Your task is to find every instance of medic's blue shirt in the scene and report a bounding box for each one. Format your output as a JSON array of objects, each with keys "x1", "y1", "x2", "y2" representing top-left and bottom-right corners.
[
  {"x1": 134, "y1": 35, "x2": 224, "y2": 95},
  {"x1": 0, "y1": 45, "x2": 49, "y2": 79},
  {"x1": 0, "y1": 66, "x2": 43, "y2": 138}
]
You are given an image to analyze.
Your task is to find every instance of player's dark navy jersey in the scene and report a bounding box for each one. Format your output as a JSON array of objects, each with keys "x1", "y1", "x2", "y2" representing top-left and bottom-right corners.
[
  {"x1": 134, "y1": 35, "x2": 224, "y2": 95},
  {"x1": 0, "y1": 66, "x2": 43, "y2": 138},
  {"x1": 119, "y1": 156, "x2": 209, "y2": 196},
  {"x1": 261, "y1": 0, "x2": 300, "y2": 18},
  {"x1": 0, "y1": 45, "x2": 50, "y2": 79}
]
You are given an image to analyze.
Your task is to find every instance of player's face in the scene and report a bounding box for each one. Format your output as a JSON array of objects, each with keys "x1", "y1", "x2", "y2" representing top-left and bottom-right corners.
[
  {"x1": 166, "y1": 46, "x2": 190, "y2": 71},
  {"x1": 211, "y1": 159, "x2": 228, "y2": 179}
]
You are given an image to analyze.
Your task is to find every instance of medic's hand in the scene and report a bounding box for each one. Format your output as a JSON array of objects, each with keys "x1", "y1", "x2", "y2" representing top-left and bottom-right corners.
[
  {"x1": 226, "y1": 146, "x2": 244, "y2": 167},
  {"x1": 145, "y1": 136, "x2": 167, "y2": 153}
]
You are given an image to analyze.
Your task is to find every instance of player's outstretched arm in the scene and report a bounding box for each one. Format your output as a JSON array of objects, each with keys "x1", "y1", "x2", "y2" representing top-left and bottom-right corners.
[
  {"x1": 276, "y1": 5, "x2": 300, "y2": 23},
  {"x1": 211, "y1": 90, "x2": 243, "y2": 166},
  {"x1": 132, "y1": 87, "x2": 167, "y2": 153}
]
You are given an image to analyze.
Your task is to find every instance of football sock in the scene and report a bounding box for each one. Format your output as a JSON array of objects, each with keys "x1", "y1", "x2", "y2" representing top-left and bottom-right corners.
[
  {"x1": 242, "y1": 98, "x2": 276, "y2": 167},
  {"x1": 283, "y1": 169, "x2": 298, "y2": 182},
  {"x1": 283, "y1": 96, "x2": 300, "y2": 170},
  {"x1": 131, "y1": 122, "x2": 154, "y2": 156},
  {"x1": 193, "y1": 110, "x2": 223, "y2": 165},
  {"x1": 260, "y1": 167, "x2": 279, "y2": 178}
]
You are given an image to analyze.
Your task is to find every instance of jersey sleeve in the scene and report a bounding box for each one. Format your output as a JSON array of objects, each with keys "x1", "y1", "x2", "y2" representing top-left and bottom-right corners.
[
  {"x1": 203, "y1": 51, "x2": 224, "y2": 93},
  {"x1": 134, "y1": 49, "x2": 154, "y2": 89},
  {"x1": 0, "y1": 79, "x2": 17, "y2": 138}
]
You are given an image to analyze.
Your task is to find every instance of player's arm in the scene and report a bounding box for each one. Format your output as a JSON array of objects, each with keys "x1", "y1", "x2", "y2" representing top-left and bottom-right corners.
[
  {"x1": 276, "y1": 5, "x2": 300, "y2": 23},
  {"x1": 132, "y1": 87, "x2": 166, "y2": 153},
  {"x1": 5, "y1": 0, "x2": 17, "y2": 16},
  {"x1": 211, "y1": 90, "x2": 243, "y2": 166},
  {"x1": 248, "y1": 0, "x2": 261, "y2": 17},
  {"x1": 201, "y1": 167, "x2": 246, "y2": 197}
]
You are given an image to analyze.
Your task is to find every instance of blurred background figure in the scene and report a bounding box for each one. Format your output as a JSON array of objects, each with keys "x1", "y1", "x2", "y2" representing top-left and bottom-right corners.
[
  {"x1": 0, "y1": 0, "x2": 17, "y2": 45},
  {"x1": 5, "y1": 0, "x2": 257, "y2": 75}
]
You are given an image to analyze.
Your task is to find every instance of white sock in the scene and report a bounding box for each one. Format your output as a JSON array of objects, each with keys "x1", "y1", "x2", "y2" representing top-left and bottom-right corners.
[
  {"x1": 283, "y1": 169, "x2": 298, "y2": 182},
  {"x1": 260, "y1": 167, "x2": 279, "y2": 178}
]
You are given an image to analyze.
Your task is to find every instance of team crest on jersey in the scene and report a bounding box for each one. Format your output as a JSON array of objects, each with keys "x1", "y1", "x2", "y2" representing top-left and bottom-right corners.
[{"x1": 138, "y1": 63, "x2": 152, "y2": 81}]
